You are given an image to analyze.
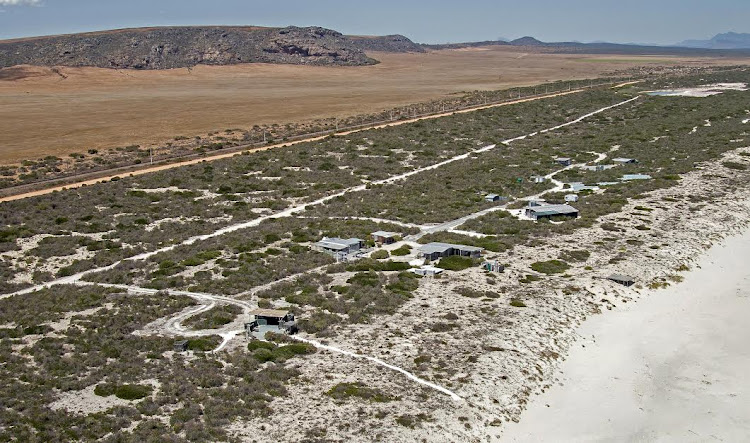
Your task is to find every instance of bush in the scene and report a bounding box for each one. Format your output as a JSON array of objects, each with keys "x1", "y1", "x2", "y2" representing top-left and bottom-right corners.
[
  {"x1": 115, "y1": 384, "x2": 153, "y2": 400},
  {"x1": 327, "y1": 382, "x2": 395, "y2": 402},
  {"x1": 530, "y1": 260, "x2": 570, "y2": 275},
  {"x1": 438, "y1": 256, "x2": 475, "y2": 271},
  {"x1": 391, "y1": 245, "x2": 412, "y2": 256},
  {"x1": 559, "y1": 249, "x2": 590, "y2": 262},
  {"x1": 722, "y1": 161, "x2": 747, "y2": 170},
  {"x1": 510, "y1": 298, "x2": 527, "y2": 308},
  {"x1": 370, "y1": 250, "x2": 389, "y2": 259}
]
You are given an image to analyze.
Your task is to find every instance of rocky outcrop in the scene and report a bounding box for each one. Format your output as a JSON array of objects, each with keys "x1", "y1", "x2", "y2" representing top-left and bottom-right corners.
[
  {"x1": 347, "y1": 34, "x2": 425, "y2": 53},
  {"x1": 0, "y1": 26, "x2": 379, "y2": 69}
]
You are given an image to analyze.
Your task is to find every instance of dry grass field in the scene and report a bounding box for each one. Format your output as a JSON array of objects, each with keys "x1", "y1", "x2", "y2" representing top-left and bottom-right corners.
[{"x1": 1, "y1": 45, "x2": 748, "y2": 164}]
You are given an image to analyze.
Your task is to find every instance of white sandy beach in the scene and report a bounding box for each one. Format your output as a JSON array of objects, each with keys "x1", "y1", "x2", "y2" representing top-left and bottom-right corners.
[{"x1": 500, "y1": 227, "x2": 750, "y2": 442}]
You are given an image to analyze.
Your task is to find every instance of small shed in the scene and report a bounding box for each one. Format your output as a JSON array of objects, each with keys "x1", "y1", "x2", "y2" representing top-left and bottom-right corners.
[
  {"x1": 554, "y1": 157, "x2": 572, "y2": 166},
  {"x1": 174, "y1": 340, "x2": 189, "y2": 353},
  {"x1": 531, "y1": 175, "x2": 546, "y2": 184},
  {"x1": 608, "y1": 274, "x2": 636, "y2": 287},
  {"x1": 565, "y1": 194, "x2": 579, "y2": 203},
  {"x1": 371, "y1": 231, "x2": 399, "y2": 245},
  {"x1": 485, "y1": 194, "x2": 501, "y2": 202}
]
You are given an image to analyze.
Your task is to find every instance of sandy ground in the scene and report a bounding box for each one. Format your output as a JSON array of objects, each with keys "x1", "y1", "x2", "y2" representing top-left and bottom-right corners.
[
  {"x1": 501, "y1": 225, "x2": 750, "y2": 442},
  {"x1": 2, "y1": 46, "x2": 748, "y2": 163}
]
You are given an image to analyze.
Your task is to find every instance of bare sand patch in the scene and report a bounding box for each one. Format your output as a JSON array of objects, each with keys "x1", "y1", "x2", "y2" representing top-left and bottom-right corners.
[{"x1": 500, "y1": 222, "x2": 750, "y2": 442}]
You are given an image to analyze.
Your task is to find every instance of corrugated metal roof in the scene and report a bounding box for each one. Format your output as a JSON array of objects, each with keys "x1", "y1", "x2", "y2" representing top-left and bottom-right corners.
[
  {"x1": 420, "y1": 242, "x2": 483, "y2": 254},
  {"x1": 249, "y1": 309, "x2": 289, "y2": 318},
  {"x1": 314, "y1": 237, "x2": 363, "y2": 250},
  {"x1": 528, "y1": 204, "x2": 579, "y2": 216},
  {"x1": 371, "y1": 231, "x2": 398, "y2": 238}
]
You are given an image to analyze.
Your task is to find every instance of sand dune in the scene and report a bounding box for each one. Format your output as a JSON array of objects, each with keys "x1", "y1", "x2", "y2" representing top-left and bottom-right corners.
[{"x1": 501, "y1": 222, "x2": 750, "y2": 442}]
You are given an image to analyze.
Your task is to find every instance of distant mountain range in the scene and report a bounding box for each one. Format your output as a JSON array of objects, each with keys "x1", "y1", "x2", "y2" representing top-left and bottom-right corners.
[
  {"x1": 1, "y1": 26, "x2": 748, "y2": 71},
  {"x1": 677, "y1": 32, "x2": 750, "y2": 49},
  {"x1": 0, "y1": 26, "x2": 424, "y2": 70}
]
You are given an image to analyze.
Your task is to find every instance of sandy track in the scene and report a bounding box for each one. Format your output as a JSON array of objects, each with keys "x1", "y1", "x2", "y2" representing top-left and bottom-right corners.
[
  {"x1": 2, "y1": 96, "x2": 641, "y2": 301},
  {"x1": 0, "y1": 88, "x2": 586, "y2": 203}
]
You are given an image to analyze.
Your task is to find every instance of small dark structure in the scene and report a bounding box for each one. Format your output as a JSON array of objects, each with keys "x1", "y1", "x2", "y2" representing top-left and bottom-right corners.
[
  {"x1": 245, "y1": 309, "x2": 298, "y2": 338},
  {"x1": 484, "y1": 194, "x2": 507, "y2": 202},
  {"x1": 174, "y1": 340, "x2": 189, "y2": 353},
  {"x1": 554, "y1": 157, "x2": 573, "y2": 166},
  {"x1": 612, "y1": 158, "x2": 638, "y2": 164},
  {"x1": 608, "y1": 274, "x2": 636, "y2": 287},
  {"x1": 419, "y1": 242, "x2": 483, "y2": 261},
  {"x1": 371, "y1": 231, "x2": 399, "y2": 245},
  {"x1": 525, "y1": 204, "x2": 579, "y2": 221}
]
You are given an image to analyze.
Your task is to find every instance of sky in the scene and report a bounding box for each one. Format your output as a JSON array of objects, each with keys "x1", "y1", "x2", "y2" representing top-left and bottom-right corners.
[{"x1": 0, "y1": 0, "x2": 748, "y2": 45}]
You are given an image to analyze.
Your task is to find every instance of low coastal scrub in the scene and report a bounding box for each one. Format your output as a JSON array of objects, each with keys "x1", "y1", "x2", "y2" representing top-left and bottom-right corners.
[
  {"x1": 183, "y1": 304, "x2": 242, "y2": 330},
  {"x1": 326, "y1": 382, "x2": 395, "y2": 403},
  {"x1": 94, "y1": 383, "x2": 153, "y2": 400},
  {"x1": 438, "y1": 256, "x2": 476, "y2": 271},
  {"x1": 530, "y1": 260, "x2": 571, "y2": 275}
]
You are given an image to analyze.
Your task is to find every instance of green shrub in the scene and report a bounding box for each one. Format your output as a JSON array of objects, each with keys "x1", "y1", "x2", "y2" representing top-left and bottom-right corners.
[
  {"x1": 327, "y1": 382, "x2": 395, "y2": 402},
  {"x1": 510, "y1": 298, "x2": 527, "y2": 308},
  {"x1": 370, "y1": 250, "x2": 389, "y2": 259},
  {"x1": 437, "y1": 256, "x2": 475, "y2": 271},
  {"x1": 559, "y1": 250, "x2": 590, "y2": 262},
  {"x1": 94, "y1": 383, "x2": 115, "y2": 397},
  {"x1": 530, "y1": 260, "x2": 570, "y2": 275},
  {"x1": 391, "y1": 245, "x2": 412, "y2": 256},
  {"x1": 114, "y1": 384, "x2": 152, "y2": 400},
  {"x1": 247, "y1": 340, "x2": 276, "y2": 352},
  {"x1": 723, "y1": 161, "x2": 747, "y2": 170}
]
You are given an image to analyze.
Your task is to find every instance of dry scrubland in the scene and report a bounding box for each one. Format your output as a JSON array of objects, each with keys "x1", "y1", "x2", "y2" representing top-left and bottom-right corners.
[
  {"x1": 1, "y1": 46, "x2": 748, "y2": 163},
  {"x1": 1, "y1": 68, "x2": 750, "y2": 441}
]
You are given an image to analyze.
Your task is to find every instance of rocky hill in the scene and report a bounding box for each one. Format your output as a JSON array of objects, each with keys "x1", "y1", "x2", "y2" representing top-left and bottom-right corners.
[
  {"x1": 347, "y1": 34, "x2": 425, "y2": 53},
  {"x1": 0, "y1": 26, "x2": 385, "y2": 69}
]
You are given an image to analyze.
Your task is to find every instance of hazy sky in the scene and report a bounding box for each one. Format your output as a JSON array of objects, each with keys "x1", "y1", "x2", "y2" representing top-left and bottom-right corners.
[{"x1": 0, "y1": 0, "x2": 747, "y2": 44}]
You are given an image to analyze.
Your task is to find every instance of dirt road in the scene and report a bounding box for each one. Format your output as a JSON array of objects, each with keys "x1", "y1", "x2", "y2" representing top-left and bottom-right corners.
[{"x1": 0, "y1": 88, "x2": 585, "y2": 203}]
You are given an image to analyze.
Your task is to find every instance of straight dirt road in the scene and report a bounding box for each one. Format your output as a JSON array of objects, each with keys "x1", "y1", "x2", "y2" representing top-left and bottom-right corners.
[{"x1": 0, "y1": 88, "x2": 586, "y2": 203}]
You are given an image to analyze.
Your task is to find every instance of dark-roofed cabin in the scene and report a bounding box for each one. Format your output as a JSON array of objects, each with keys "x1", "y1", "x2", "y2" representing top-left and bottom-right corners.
[
  {"x1": 525, "y1": 204, "x2": 579, "y2": 221},
  {"x1": 608, "y1": 274, "x2": 636, "y2": 287},
  {"x1": 554, "y1": 157, "x2": 572, "y2": 166},
  {"x1": 419, "y1": 242, "x2": 483, "y2": 261},
  {"x1": 371, "y1": 231, "x2": 399, "y2": 245},
  {"x1": 174, "y1": 340, "x2": 189, "y2": 353}
]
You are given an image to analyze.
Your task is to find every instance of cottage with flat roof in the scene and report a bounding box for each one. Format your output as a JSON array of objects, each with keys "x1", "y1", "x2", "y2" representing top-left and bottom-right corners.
[
  {"x1": 245, "y1": 309, "x2": 298, "y2": 338},
  {"x1": 613, "y1": 158, "x2": 638, "y2": 164},
  {"x1": 565, "y1": 194, "x2": 579, "y2": 202},
  {"x1": 313, "y1": 237, "x2": 364, "y2": 255},
  {"x1": 554, "y1": 157, "x2": 572, "y2": 166},
  {"x1": 419, "y1": 242, "x2": 484, "y2": 261},
  {"x1": 371, "y1": 231, "x2": 399, "y2": 245},
  {"x1": 530, "y1": 175, "x2": 546, "y2": 183},
  {"x1": 525, "y1": 204, "x2": 579, "y2": 221}
]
